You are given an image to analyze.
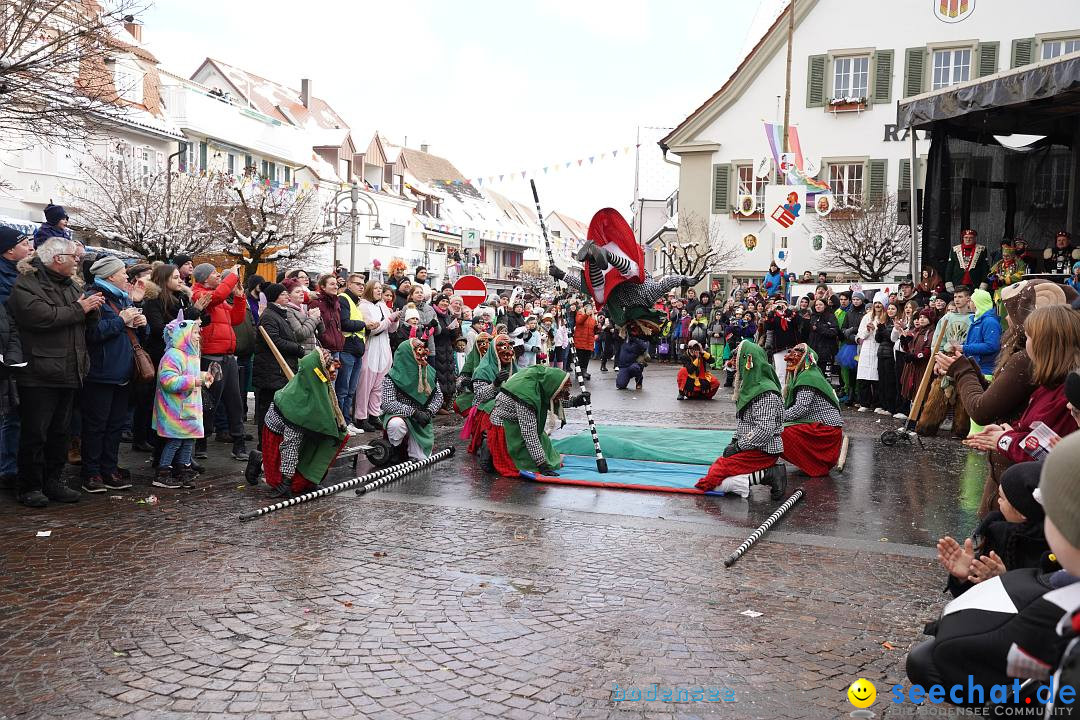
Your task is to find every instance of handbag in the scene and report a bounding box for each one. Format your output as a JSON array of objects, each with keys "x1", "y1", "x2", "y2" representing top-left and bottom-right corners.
[
  {"x1": 836, "y1": 343, "x2": 859, "y2": 370},
  {"x1": 106, "y1": 299, "x2": 155, "y2": 383},
  {"x1": 657, "y1": 341, "x2": 670, "y2": 355}
]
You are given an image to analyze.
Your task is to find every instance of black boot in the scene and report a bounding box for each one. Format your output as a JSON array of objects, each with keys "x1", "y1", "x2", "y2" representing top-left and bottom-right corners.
[
  {"x1": 361, "y1": 418, "x2": 382, "y2": 433},
  {"x1": 479, "y1": 441, "x2": 495, "y2": 473},
  {"x1": 575, "y1": 241, "x2": 609, "y2": 270},
  {"x1": 759, "y1": 464, "x2": 787, "y2": 501},
  {"x1": 231, "y1": 435, "x2": 249, "y2": 461},
  {"x1": 19, "y1": 489, "x2": 49, "y2": 508},
  {"x1": 194, "y1": 439, "x2": 208, "y2": 459},
  {"x1": 245, "y1": 451, "x2": 263, "y2": 485},
  {"x1": 44, "y1": 478, "x2": 80, "y2": 503}
]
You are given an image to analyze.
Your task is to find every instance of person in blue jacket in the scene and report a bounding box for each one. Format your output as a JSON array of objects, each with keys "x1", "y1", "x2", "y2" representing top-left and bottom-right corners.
[
  {"x1": 615, "y1": 328, "x2": 650, "y2": 390},
  {"x1": 961, "y1": 288, "x2": 1001, "y2": 379},
  {"x1": 32, "y1": 204, "x2": 72, "y2": 249},
  {"x1": 761, "y1": 261, "x2": 784, "y2": 299}
]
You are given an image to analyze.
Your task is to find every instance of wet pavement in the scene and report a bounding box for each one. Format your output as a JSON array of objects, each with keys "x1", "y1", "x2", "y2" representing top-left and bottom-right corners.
[{"x1": 0, "y1": 363, "x2": 983, "y2": 719}]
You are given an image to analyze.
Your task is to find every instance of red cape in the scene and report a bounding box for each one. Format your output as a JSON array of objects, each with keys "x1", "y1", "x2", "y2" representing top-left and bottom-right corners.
[{"x1": 584, "y1": 208, "x2": 645, "y2": 308}]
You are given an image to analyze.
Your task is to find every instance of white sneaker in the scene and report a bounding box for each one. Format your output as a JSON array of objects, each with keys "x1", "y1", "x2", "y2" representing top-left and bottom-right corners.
[
  {"x1": 856, "y1": 406, "x2": 869, "y2": 412},
  {"x1": 347, "y1": 423, "x2": 365, "y2": 435},
  {"x1": 874, "y1": 408, "x2": 890, "y2": 416},
  {"x1": 893, "y1": 412, "x2": 908, "y2": 419}
]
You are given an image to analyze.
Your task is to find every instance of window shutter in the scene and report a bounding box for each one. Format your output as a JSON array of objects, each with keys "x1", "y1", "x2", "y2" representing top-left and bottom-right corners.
[
  {"x1": 1011, "y1": 37, "x2": 1035, "y2": 68},
  {"x1": 977, "y1": 42, "x2": 999, "y2": 77},
  {"x1": 867, "y1": 159, "x2": 887, "y2": 203},
  {"x1": 199, "y1": 141, "x2": 208, "y2": 170},
  {"x1": 899, "y1": 158, "x2": 911, "y2": 190},
  {"x1": 806, "y1": 54, "x2": 827, "y2": 107},
  {"x1": 872, "y1": 49, "x2": 893, "y2": 104},
  {"x1": 904, "y1": 47, "x2": 926, "y2": 97},
  {"x1": 712, "y1": 163, "x2": 730, "y2": 214}
]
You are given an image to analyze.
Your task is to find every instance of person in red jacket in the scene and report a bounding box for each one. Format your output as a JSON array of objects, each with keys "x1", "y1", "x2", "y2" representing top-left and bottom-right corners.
[
  {"x1": 964, "y1": 305, "x2": 1079, "y2": 465},
  {"x1": 191, "y1": 263, "x2": 249, "y2": 460}
]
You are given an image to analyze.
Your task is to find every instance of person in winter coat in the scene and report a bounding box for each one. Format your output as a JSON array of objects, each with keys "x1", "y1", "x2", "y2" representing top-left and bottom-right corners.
[
  {"x1": 961, "y1": 288, "x2": 1002, "y2": 378},
  {"x1": 9, "y1": 238, "x2": 104, "y2": 507},
  {"x1": 688, "y1": 306, "x2": 709, "y2": 347},
  {"x1": 392, "y1": 278, "x2": 413, "y2": 310},
  {"x1": 143, "y1": 264, "x2": 211, "y2": 366},
  {"x1": 31, "y1": 204, "x2": 72, "y2": 248},
  {"x1": 506, "y1": 300, "x2": 527, "y2": 336},
  {"x1": 874, "y1": 302, "x2": 900, "y2": 416},
  {"x1": 854, "y1": 292, "x2": 888, "y2": 412},
  {"x1": 308, "y1": 274, "x2": 344, "y2": 354},
  {"x1": 837, "y1": 291, "x2": 866, "y2": 405},
  {"x1": 0, "y1": 301, "x2": 22, "y2": 488},
  {"x1": 573, "y1": 305, "x2": 597, "y2": 378},
  {"x1": 708, "y1": 309, "x2": 727, "y2": 368},
  {"x1": 252, "y1": 283, "x2": 310, "y2": 447},
  {"x1": 353, "y1": 280, "x2": 401, "y2": 432},
  {"x1": 764, "y1": 298, "x2": 799, "y2": 384},
  {"x1": 152, "y1": 311, "x2": 214, "y2": 489},
  {"x1": 515, "y1": 317, "x2": 541, "y2": 369},
  {"x1": 761, "y1": 262, "x2": 784, "y2": 299},
  {"x1": 191, "y1": 262, "x2": 248, "y2": 461},
  {"x1": 336, "y1": 273, "x2": 368, "y2": 424},
  {"x1": 78, "y1": 256, "x2": 148, "y2": 494},
  {"x1": 677, "y1": 339, "x2": 719, "y2": 400},
  {"x1": 615, "y1": 328, "x2": 650, "y2": 390},
  {"x1": 0, "y1": 226, "x2": 33, "y2": 487},
  {"x1": 807, "y1": 298, "x2": 839, "y2": 371},
  {"x1": 431, "y1": 293, "x2": 462, "y2": 413}
]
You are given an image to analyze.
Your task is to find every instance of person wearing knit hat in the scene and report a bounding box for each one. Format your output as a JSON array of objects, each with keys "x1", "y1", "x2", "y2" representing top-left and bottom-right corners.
[
  {"x1": 191, "y1": 263, "x2": 216, "y2": 285},
  {"x1": 0, "y1": 226, "x2": 33, "y2": 306},
  {"x1": 251, "y1": 281, "x2": 306, "y2": 448},
  {"x1": 0, "y1": 225, "x2": 28, "y2": 256},
  {"x1": 262, "y1": 283, "x2": 287, "y2": 304},
  {"x1": 836, "y1": 289, "x2": 865, "y2": 405},
  {"x1": 403, "y1": 304, "x2": 420, "y2": 323},
  {"x1": 172, "y1": 254, "x2": 194, "y2": 285},
  {"x1": 32, "y1": 204, "x2": 71, "y2": 249},
  {"x1": 89, "y1": 255, "x2": 126, "y2": 281},
  {"x1": 960, "y1": 288, "x2": 1002, "y2": 378}
]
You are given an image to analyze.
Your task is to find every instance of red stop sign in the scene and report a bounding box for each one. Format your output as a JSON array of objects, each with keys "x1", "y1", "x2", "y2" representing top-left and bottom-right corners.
[{"x1": 453, "y1": 275, "x2": 488, "y2": 309}]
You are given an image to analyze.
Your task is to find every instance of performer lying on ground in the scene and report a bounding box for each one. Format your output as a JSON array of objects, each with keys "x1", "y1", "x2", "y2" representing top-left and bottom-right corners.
[
  {"x1": 455, "y1": 331, "x2": 491, "y2": 414},
  {"x1": 695, "y1": 340, "x2": 787, "y2": 499},
  {"x1": 678, "y1": 339, "x2": 720, "y2": 400},
  {"x1": 381, "y1": 339, "x2": 443, "y2": 462},
  {"x1": 780, "y1": 343, "x2": 844, "y2": 476},
  {"x1": 549, "y1": 208, "x2": 700, "y2": 333},
  {"x1": 465, "y1": 333, "x2": 517, "y2": 454},
  {"x1": 248, "y1": 348, "x2": 349, "y2": 495},
  {"x1": 483, "y1": 365, "x2": 589, "y2": 477}
]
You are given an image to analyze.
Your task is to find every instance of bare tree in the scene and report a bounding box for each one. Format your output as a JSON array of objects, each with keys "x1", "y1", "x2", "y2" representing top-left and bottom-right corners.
[
  {"x1": 213, "y1": 181, "x2": 346, "y2": 279},
  {"x1": 64, "y1": 154, "x2": 221, "y2": 260},
  {"x1": 656, "y1": 211, "x2": 741, "y2": 285},
  {"x1": 0, "y1": 0, "x2": 146, "y2": 147},
  {"x1": 818, "y1": 193, "x2": 911, "y2": 281}
]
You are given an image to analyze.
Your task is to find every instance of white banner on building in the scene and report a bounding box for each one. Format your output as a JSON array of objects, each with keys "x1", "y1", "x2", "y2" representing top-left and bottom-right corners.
[{"x1": 763, "y1": 184, "x2": 806, "y2": 234}]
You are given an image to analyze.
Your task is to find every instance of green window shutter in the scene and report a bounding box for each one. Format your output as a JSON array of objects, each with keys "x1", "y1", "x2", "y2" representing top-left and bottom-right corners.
[
  {"x1": 244, "y1": 154, "x2": 253, "y2": 173},
  {"x1": 199, "y1": 141, "x2": 207, "y2": 170},
  {"x1": 872, "y1": 49, "x2": 893, "y2": 104},
  {"x1": 977, "y1": 42, "x2": 999, "y2": 77},
  {"x1": 904, "y1": 47, "x2": 926, "y2": 97},
  {"x1": 712, "y1": 163, "x2": 731, "y2": 214},
  {"x1": 867, "y1": 159, "x2": 887, "y2": 203},
  {"x1": 1011, "y1": 37, "x2": 1035, "y2": 67},
  {"x1": 806, "y1": 54, "x2": 827, "y2": 107},
  {"x1": 899, "y1": 158, "x2": 911, "y2": 190}
]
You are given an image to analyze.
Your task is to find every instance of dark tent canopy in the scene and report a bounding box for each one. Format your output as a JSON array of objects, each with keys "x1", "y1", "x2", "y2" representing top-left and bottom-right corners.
[{"x1": 898, "y1": 53, "x2": 1080, "y2": 275}]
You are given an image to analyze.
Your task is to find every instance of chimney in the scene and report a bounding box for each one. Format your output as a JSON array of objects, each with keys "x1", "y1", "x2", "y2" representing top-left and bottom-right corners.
[
  {"x1": 420, "y1": 143, "x2": 429, "y2": 154},
  {"x1": 124, "y1": 21, "x2": 142, "y2": 42},
  {"x1": 300, "y1": 79, "x2": 312, "y2": 108}
]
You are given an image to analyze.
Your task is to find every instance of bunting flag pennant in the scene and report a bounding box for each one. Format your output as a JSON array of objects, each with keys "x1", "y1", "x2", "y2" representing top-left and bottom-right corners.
[
  {"x1": 499, "y1": 174, "x2": 504, "y2": 181},
  {"x1": 623, "y1": 146, "x2": 630, "y2": 154},
  {"x1": 476, "y1": 178, "x2": 483, "y2": 186},
  {"x1": 613, "y1": 149, "x2": 618, "y2": 158},
  {"x1": 576, "y1": 159, "x2": 583, "y2": 166},
  {"x1": 543, "y1": 166, "x2": 549, "y2": 174},
  {"x1": 588, "y1": 156, "x2": 595, "y2": 164},
  {"x1": 565, "y1": 162, "x2": 571, "y2": 168},
  {"x1": 520, "y1": 170, "x2": 527, "y2": 178}
]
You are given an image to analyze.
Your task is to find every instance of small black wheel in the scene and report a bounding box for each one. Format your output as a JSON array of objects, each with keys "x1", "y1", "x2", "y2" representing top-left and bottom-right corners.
[
  {"x1": 880, "y1": 430, "x2": 899, "y2": 447},
  {"x1": 365, "y1": 438, "x2": 394, "y2": 467}
]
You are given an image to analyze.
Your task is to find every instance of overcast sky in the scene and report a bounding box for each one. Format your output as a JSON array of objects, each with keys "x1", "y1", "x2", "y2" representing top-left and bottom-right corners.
[{"x1": 143, "y1": 0, "x2": 768, "y2": 222}]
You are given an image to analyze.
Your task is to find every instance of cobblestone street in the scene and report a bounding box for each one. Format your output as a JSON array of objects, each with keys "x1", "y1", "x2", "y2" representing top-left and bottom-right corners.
[{"x1": 1, "y1": 366, "x2": 961, "y2": 719}]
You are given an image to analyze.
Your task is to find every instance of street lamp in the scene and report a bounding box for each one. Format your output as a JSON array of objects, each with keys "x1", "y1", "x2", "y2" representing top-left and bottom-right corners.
[{"x1": 327, "y1": 181, "x2": 382, "y2": 271}]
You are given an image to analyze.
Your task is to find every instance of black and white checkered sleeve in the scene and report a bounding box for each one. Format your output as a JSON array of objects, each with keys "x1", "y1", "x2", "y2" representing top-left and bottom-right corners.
[
  {"x1": 265, "y1": 404, "x2": 303, "y2": 478},
  {"x1": 473, "y1": 379, "x2": 496, "y2": 405},
  {"x1": 737, "y1": 393, "x2": 785, "y2": 454},
  {"x1": 380, "y1": 377, "x2": 413, "y2": 417}
]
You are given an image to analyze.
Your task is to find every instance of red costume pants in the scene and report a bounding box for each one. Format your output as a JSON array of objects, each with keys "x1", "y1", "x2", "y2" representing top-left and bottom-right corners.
[
  {"x1": 467, "y1": 410, "x2": 493, "y2": 454},
  {"x1": 781, "y1": 423, "x2": 843, "y2": 477},
  {"x1": 677, "y1": 368, "x2": 720, "y2": 399},
  {"x1": 485, "y1": 425, "x2": 520, "y2": 478},
  {"x1": 260, "y1": 426, "x2": 317, "y2": 495},
  {"x1": 695, "y1": 449, "x2": 777, "y2": 491}
]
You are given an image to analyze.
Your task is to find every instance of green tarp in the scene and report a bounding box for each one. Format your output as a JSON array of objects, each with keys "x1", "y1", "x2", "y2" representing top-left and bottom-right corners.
[{"x1": 552, "y1": 425, "x2": 734, "y2": 466}]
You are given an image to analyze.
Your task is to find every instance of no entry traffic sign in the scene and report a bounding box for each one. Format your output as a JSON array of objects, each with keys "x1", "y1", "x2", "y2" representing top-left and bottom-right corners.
[{"x1": 453, "y1": 275, "x2": 488, "y2": 309}]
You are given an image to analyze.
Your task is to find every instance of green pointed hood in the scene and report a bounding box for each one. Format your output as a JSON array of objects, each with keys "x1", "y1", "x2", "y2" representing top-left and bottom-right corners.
[
  {"x1": 501, "y1": 365, "x2": 570, "y2": 432},
  {"x1": 733, "y1": 340, "x2": 781, "y2": 412},
  {"x1": 460, "y1": 342, "x2": 485, "y2": 377},
  {"x1": 784, "y1": 343, "x2": 839, "y2": 413},
  {"x1": 972, "y1": 288, "x2": 994, "y2": 319},
  {"x1": 274, "y1": 350, "x2": 345, "y2": 438},
  {"x1": 387, "y1": 339, "x2": 436, "y2": 405}
]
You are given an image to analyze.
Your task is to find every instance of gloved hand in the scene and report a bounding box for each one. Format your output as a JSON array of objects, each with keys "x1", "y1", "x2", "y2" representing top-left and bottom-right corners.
[
  {"x1": 412, "y1": 409, "x2": 432, "y2": 426},
  {"x1": 722, "y1": 440, "x2": 740, "y2": 458},
  {"x1": 567, "y1": 392, "x2": 590, "y2": 408},
  {"x1": 494, "y1": 370, "x2": 510, "y2": 387},
  {"x1": 536, "y1": 463, "x2": 559, "y2": 477},
  {"x1": 549, "y1": 264, "x2": 566, "y2": 281}
]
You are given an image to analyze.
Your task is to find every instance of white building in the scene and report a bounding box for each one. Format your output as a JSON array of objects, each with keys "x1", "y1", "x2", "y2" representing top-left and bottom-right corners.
[
  {"x1": 545, "y1": 211, "x2": 589, "y2": 271},
  {"x1": 0, "y1": 21, "x2": 184, "y2": 238},
  {"x1": 660, "y1": 0, "x2": 1080, "y2": 284}
]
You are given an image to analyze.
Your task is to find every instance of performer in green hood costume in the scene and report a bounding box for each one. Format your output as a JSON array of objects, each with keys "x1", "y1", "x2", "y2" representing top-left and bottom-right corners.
[
  {"x1": 251, "y1": 348, "x2": 349, "y2": 495},
  {"x1": 465, "y1": 333, "x2": 517, "y2": 454},
  {"x1": 780, "y1": 343, "x2": 844, "y2": 476},
  {"x1": 695, "y1": 340, "x2": 787, "y2": 498},
  {"x1": 380, "y1": 338, "x2": 443, "y2": 461},
  {"x1": 454, "y1": 331, "x2": 491, "y2": 414},
  {"x1": 484, "y1": 365, "x2": 590, "y2": 477}
]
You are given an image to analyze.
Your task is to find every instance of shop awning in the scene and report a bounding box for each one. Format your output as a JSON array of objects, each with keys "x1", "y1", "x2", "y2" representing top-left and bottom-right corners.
[{"x1": 897, "y1": 51, "x2": 1080, "y2": 143}]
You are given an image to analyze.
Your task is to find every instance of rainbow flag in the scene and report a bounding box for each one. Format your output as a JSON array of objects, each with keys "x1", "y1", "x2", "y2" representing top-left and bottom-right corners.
[{"x1": 763, "y1": 122, "x2": 830, "y2": 192}]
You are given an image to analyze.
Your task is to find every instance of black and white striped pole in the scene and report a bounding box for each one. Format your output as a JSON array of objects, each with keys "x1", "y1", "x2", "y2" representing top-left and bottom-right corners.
[
  {"x1": 355, "y1": 447, "x2": 454, "y2": 495},
  {"x1": 723, "y1": 487, "x2": 805, "y2": 567},
  {"x1": 530, "y1": 179, "x2": 607, "y2": 473},
  {"x1": 239, "y1": 448, "x2": 453, "y2": 521}
]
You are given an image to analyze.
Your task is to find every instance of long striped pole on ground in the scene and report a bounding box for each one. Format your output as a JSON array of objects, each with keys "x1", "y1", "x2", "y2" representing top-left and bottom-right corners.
[
  {"x1": 239, "y1": 448, "x2": 453, "y2": 521},
  {"x1": 723, "y1": 487, "x2": 805, "y2": 567},
  {"x1": 530, "y1": 180, "x2": 607, "y2": 473},
  {"x1": 355, "y1": 447, "x2": 455, "y2": 495}
]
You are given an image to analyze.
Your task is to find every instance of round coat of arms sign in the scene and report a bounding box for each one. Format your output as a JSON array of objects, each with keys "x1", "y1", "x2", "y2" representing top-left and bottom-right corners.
[{"x1": 933, "y1": 0, "x2": 975, "y2": 23}]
